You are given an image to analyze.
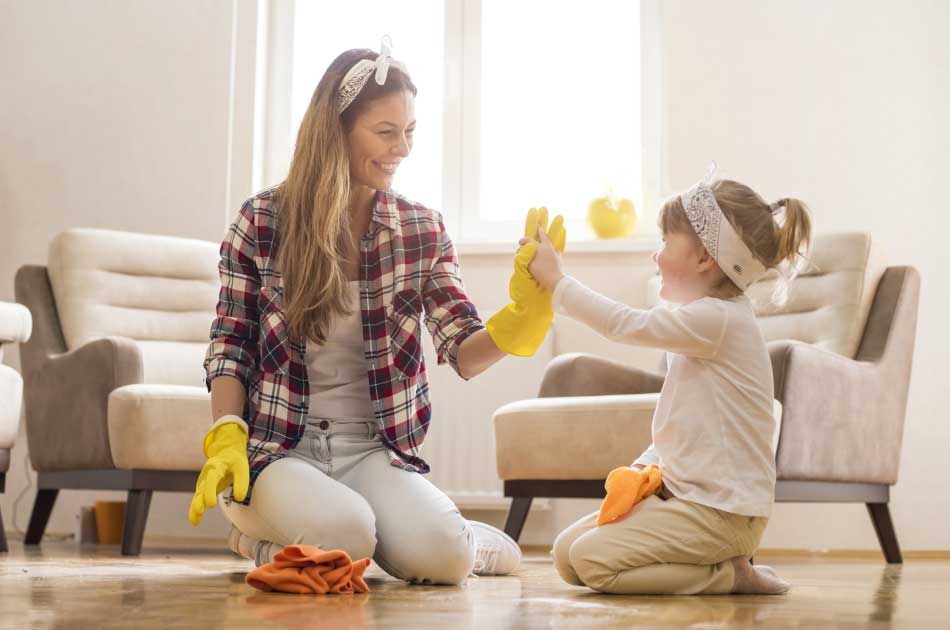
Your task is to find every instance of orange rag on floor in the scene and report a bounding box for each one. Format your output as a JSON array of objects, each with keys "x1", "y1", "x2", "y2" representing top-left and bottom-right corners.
[
  {"x1": 245, "y1": 544, "x2": 371, "y2": 594},
  {"x1": 597, "y1": 464, "x2": 663, "y2": 525}
]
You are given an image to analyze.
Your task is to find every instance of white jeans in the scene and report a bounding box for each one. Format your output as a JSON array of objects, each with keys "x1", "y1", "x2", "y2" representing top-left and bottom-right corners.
[{"x1": 221, "y1": 417, "x2": 475, "y2": 585}]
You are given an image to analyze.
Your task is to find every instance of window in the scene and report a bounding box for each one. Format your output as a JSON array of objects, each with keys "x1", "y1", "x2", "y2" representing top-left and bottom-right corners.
[
  {"x1": 263, "y1": 0, "x2": 651, "y2": 243},
  {"x1": 468, "y1": 0, "x2": 642, "y2": 241}
]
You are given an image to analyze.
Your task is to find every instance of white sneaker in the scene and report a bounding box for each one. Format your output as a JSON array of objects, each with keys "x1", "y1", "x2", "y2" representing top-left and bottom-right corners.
[
  {"x1": 227, "y1": 525, "x2": 255, "y2": 560},
  {"x1": 227, "y1": 525, "x2": 275, "y2": 566},
  {"x1": 470, "y1": 521, "x2": 521, "y2": 576}
]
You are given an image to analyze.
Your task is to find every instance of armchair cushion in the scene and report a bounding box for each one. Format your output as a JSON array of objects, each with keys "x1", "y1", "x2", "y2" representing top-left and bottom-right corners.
[
  {"x1": 0, "y1": 301, "x2": 32, "y2": 344},
  {"x1": 47, "y1": 228, "x2": 218, "y2": 387},
  {"x1": 0, "y1": 364, "x2": 23, "y2": 449},
  {"x1": 107, "y1": 385, "x2": 210, "y2": 471},
  {"x1": 495, "y1": 394, "x2": 782, "y2": 481},
  {"x1": 494, "y1": 394, "x2": 658, "y2": 480}
]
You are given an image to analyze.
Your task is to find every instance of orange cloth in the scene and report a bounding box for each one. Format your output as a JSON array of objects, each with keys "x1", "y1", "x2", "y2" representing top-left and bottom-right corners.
[
  {"x1": 597, "y1": 465, "x2": 663, "y2": 526},
  {"x1": 246, "y1": 545, "x2": 371, "y2": 594}
]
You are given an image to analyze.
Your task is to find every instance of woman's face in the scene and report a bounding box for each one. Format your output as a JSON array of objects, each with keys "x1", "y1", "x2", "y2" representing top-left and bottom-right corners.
[{"x1": 346, "y1": 90, "x2": 416, "y2": 192}]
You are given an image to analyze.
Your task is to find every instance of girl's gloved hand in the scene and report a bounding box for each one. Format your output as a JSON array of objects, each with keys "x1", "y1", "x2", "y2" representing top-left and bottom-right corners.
[{"x1": 188, "y1": 418, "x2": 250, "y2": 526}]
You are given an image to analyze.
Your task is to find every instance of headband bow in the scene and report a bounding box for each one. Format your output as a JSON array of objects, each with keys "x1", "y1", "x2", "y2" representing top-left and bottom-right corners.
[{"x1": 338, "y1": 35, "x2": 407, "y2": 113}]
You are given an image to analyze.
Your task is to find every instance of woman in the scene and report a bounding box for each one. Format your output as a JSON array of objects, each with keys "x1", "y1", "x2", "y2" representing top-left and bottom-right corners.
[{"x1": 187, "y1": 40, "x2": 565, "y2": 585}]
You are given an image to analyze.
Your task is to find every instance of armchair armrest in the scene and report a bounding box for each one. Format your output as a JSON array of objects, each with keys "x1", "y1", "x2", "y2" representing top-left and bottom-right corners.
[
  {"x1": 493, "y1": 393, "x2": 658, "y2": 480},
  {"x1": 538, "y1": 352, "x2": 665, "y2": 398},
  {"x1": 0, "y1": 301, "x2": 32, "y2": 344},
  {"x1": 770, "y1": 339, "x2": 905, "y2": 484},
  {"x1": 24, "y1": 336, "x2": 143, "y2": 471}
]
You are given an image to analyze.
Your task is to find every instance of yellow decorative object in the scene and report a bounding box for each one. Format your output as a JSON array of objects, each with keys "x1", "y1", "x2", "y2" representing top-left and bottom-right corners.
[{"x1": 587, "y1": 193, "x2": 637, "y2": 239}]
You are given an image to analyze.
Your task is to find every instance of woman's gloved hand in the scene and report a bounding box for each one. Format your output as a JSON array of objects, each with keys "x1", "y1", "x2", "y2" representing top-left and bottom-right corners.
[
  {"x1": 188, "y1": 417, "x2": 250, "y2": 526},
  {"x1": 597, "y1": 464, "x2": 662, "y2": 525},
  {"x1": 486, "y1": 207, "x2": 567, "y2": 356}
]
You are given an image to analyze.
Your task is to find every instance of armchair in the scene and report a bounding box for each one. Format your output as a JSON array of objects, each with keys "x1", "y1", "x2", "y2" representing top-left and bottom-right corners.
[{"x1": 15, "y1": 228, "x2": 219, "y2": 554}]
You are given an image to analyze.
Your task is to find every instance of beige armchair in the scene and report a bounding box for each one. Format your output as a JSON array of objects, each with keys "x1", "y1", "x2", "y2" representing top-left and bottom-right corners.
[
  {"x1": 494, "y1": 233, "x2": 918, "y2": 563},
  {"x1": 1, "y1": 301, "x2": 32, "y2": 553},
  {"x1": 15, "y1": 228, "x2": 219, "y2": 554}
]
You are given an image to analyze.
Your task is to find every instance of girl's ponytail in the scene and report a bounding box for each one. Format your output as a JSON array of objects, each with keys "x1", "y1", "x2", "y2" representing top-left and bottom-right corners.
[{"x1": 771, "y1": 197, "x2": 812, "y2": 272}]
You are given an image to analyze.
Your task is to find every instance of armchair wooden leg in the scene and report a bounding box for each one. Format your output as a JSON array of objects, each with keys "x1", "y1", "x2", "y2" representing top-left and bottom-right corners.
[
  {"x1": 121, "y1": 489, "x2": 153, "y2": 556},
  {"x1": 867, "y1": 502, "x2": 903, "y2": 564},
  {"x1": 25, "y1": 489, "x2": 59, "y2": 545},
  {"x1": 503, "y1": 497, "x2": 533, "y2": 542},
  {"x1": 0, "y1": 507, "x2": 8, "y2": 553}
]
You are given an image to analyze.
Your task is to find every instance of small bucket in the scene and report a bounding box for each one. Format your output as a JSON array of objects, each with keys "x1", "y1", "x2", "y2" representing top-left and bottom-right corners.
[{"x1": 94, "y1": 501, "x2": 126, "y2": 545}]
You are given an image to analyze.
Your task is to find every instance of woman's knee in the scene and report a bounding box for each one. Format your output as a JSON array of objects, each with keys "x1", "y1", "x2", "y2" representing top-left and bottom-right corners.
[
  {"x1": 298, "y1": 499, "x2": 378, "y2": 561},
  {"x1": 379, "y1": 516, "x2": 474, "y2": 585}
]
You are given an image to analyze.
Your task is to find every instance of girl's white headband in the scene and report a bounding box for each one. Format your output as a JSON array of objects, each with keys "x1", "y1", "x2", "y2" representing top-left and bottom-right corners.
[
  {"x1": 338, "y1": 35, "x2": 407, "y2": 113},
  {"x1": 680, "y1": 162, "x2": 768, "y2": 290}
]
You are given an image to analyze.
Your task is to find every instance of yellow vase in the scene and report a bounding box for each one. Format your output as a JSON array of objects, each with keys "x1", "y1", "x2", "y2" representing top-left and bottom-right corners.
[{"x1": 588, "y1": 194, "x2": 637, "y2": 239}]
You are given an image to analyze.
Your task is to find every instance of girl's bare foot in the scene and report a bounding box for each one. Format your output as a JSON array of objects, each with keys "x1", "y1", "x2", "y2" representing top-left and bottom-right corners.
[{"x1": 730, "y1": 557, "x2": 789, "y2": 594}]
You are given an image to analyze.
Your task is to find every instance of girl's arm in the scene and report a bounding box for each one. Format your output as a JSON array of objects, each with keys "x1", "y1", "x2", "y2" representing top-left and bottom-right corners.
[
  {"x1": 528, "y1": 227, "x2": 725, "y2": 358},
  {"x1": 551, "y1": 275, "x2": 727, "y2": 359}
]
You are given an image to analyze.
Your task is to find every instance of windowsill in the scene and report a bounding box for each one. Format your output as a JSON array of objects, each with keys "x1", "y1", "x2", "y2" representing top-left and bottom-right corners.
[{"x1": 457, "y1": 236, "x2": 660, "y2": 256}]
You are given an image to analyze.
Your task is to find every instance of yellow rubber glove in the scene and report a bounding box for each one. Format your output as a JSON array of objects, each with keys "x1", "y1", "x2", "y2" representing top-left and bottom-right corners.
[
  {"x1": 486, "y1": 207, "x2": 568, "y2": 356},
  {"x1": 597, "y1": 464, "x2": 662, "y2": 526},
  {"x1": 188, "y1": 419, "x2": 250, "y2": 526}
]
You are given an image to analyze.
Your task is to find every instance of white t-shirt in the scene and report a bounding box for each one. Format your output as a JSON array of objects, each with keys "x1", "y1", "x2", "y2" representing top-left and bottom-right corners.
[
  {"x1": 553, "y1": 275, "x2": 777, "y2": 517},
  {"x1": 304, "y1": 282, "x2": 374, "y2": 420}
]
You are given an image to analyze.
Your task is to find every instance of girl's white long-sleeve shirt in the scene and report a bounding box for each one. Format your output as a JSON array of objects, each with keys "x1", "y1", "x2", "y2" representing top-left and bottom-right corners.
[{"x1": 552, "y1": 275, "x2": 777, "y2": 517}]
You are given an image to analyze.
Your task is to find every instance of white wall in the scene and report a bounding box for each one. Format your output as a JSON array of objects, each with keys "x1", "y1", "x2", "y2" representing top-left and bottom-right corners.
[
  {"x1": 2, "y1": 0, "x2": 948, "y2": 552},
  {"x1": 0, "y1": 0, "x2": 249, "y2": 541}
]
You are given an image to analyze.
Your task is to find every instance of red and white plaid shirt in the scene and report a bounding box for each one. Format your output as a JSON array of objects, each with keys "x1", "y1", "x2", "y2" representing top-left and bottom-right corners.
[{"x1": 204, "y1": 188, "x2": 484, "y2": 503}]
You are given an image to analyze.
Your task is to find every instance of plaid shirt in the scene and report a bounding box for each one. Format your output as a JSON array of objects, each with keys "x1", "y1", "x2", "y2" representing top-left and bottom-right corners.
[{"x1": 204, "y1": 188, "x2": 484, "y2": 504}]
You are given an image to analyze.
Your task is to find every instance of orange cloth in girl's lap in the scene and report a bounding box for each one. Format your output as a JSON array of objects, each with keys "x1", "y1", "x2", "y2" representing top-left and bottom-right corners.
[
  {"x1": 246, "y1": 545, "x2": 371, "y2": 594},
  {"x1": 597, "y1": 465, "x2": 663, "y2": 526}
]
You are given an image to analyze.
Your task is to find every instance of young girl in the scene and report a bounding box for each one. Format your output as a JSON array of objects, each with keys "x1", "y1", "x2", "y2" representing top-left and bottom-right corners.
[{"x1": 526, "y1": 166, "x2": 811, "y2": 595}]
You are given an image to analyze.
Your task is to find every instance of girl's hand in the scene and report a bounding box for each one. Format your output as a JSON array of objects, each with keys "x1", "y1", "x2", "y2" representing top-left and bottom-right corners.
[{"x1": 526, "y1": 227, "x2": 565, "y2": 291}]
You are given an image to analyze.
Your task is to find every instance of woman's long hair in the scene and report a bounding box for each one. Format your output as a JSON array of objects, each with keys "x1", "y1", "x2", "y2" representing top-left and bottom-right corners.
[{"x1": 275, "y1": 49, "x2": 416, "y2": 344}]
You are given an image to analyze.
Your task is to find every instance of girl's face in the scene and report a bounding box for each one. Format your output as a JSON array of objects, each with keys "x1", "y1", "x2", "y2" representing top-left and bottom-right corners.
[
  {"x1": 652, "y1": 231, "x2": 715, "y2": 303},
  {"x1": 346, "y1": 90, "x2": 416, "y2": 192}
]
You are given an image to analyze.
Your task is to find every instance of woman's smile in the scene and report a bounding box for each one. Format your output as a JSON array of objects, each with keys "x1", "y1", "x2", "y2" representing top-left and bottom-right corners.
[{"x1": 374, "y1": 160, "x2": 400, "y2": 175}]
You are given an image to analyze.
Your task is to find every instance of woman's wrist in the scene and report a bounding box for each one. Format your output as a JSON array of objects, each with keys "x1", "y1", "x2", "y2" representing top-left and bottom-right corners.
[{"x1": 210, "y1": 414, "x2": 248, "y2": 434}]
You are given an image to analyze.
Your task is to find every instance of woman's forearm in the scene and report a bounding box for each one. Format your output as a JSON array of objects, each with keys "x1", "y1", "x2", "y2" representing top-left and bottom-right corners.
[
  {"x1": 457, "y1": 328, "x2": 507, "y2": 379},
  {"x1": 210, "y1": 375, "x2": 247, "y2": 422}
]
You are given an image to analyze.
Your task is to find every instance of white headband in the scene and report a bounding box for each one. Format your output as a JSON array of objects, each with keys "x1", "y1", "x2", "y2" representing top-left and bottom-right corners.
[
  {"x1": 679, "y1": 162, "x2": 768, "y2": 290},
  {"x1": 338, "y1": 35, "x2": 408, "y2": 113}
]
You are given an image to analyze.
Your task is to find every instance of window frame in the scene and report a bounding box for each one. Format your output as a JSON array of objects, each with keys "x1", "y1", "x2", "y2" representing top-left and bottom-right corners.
[{"x1": 252, "y1": 0, "x2": 663, "y2": 244}]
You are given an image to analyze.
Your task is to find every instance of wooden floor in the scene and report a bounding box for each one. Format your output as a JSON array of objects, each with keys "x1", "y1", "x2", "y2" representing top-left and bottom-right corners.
[{"x1": 1, "y1": 540, "x2": 947, "y2": 629}]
